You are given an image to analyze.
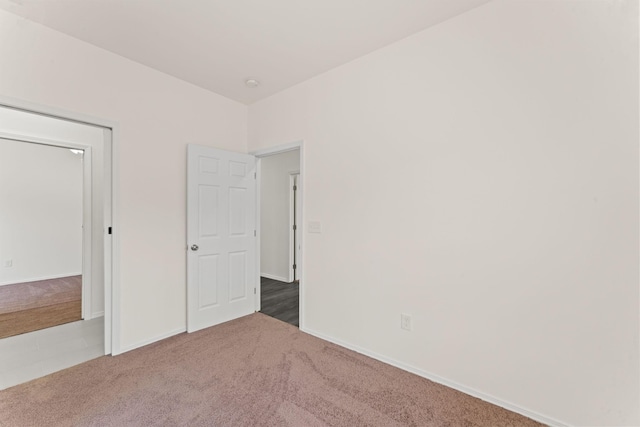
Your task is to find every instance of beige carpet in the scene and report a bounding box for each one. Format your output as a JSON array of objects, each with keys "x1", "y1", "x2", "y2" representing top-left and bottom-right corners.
[
  {"x1": 0, "y1": 275, "x2": 82, "y2": 339},
  {"x1": 0, "y1": 313, "x2": 542, "y2": 426}
]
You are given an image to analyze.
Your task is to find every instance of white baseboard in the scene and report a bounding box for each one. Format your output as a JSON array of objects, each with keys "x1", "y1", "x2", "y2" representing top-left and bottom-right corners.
[
  {"x1": 114, "y1": 326, "x2": 186, "y2": 355},
  {"x1": 0, "y1": 272, "x2": 83, "y2": 286},
  {"x1": 88, "y1": 310, "x2": 104, "y2": 319},
  {"x1": 300, "y1": 327, "x2": 569, "y2": 427},
  {"x1": 260, "y1": 272, "x2": 289, "y2": 282}
]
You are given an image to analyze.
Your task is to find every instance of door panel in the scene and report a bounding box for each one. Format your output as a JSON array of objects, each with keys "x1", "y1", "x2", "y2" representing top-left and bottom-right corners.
[
  {"x1": 229, "y1": 187, "x2": 247, "y2": 235},
  {"x1": 187, "y1": 144, "x2": 256, "y2": 332},
  {"x1": 198, "y1": 255, "x2": 219, "y2": 308},
  {"x1": 229, "y1": 251, "x2": 247, "y2": 301},
  {"x1": 199, "y1": 185, "x2": 219, "y2": 236}
]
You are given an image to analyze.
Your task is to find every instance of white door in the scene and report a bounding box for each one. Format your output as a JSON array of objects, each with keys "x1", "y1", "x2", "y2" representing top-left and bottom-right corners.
[{"x1": 187, "y1": 144, "x2": 256, "y2": 333}]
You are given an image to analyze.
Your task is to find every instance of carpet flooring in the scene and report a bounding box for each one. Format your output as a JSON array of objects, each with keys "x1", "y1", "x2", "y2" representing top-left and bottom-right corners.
[
  {"x1": 260, "y1": 276, "x2": 299, "y2": 327},
  {"x1": 0, "y1": 275, "x2": 82, "y2": 339},
  {"x1": 0, "y1": 313, "x2": 542, "y2": 427}
]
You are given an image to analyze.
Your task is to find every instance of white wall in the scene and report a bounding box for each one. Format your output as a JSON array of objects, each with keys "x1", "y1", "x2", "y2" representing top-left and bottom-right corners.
[
  {"x1": 0, "y1": 9, "x2": 247, "y2": 352},
  {"x1": 260, "y1": 150, "x2": 300, "y2": 281},
  {"x1": 249, "y1": 1, "x2": 639, "y2": 426},
  {"x1": 0, "y1": 139, "x2": 82, "y2": 285}
]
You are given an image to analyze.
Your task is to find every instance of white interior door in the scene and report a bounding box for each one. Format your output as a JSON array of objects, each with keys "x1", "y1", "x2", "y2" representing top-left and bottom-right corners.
[{"x1": 187, "y1": 144, "x2": 256, "y2": 333}]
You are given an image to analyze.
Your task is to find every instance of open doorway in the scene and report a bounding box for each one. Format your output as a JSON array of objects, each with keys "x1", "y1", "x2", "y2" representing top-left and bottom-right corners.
[
  {"x1": 0, "y1": 139, "x2": 88, "y2": 339},
  {"x1": 255, "y1": 145, "x2": 302, "y2": 328},
  {"x1": 0, "y1": 102, "x2": 113, "y2": 390}
]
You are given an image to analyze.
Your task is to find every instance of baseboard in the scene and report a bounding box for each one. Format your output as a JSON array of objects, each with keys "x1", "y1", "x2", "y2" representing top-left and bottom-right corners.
[
  {"x1": 260, "y1": 272, "x2": 289, "y2": 282},
  {"x1": 0, "y1": 272, "x2": 83, "y2": 287},
  {"x1": 88, "y1": 310, "x2": 104, "y2": 319},
  {"x1": 300, "y1": 327, "x2": 569, "y2": 427},
  {"x1": 114, "y1": 326, "x2": 186, "y2": 356}
]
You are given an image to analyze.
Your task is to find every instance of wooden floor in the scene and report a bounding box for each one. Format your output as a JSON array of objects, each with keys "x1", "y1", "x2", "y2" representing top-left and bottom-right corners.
[
  {"x1": 260, "y1": 277, "x2": 299, "y2": 327},
  {"x1": 0, "y1": 276, "x2": 82, "y2": 339}
]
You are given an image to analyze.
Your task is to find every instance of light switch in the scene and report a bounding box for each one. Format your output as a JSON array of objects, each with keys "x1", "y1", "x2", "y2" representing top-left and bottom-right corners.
[{"x1": 308, "y1": 221, "x2": 322, "y2": 233}]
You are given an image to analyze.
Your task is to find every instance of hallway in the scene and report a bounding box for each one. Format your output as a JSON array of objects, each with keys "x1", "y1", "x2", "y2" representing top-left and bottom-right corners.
[{"x1": 260, "y1": 277, "x2": 298, "y2": 327}]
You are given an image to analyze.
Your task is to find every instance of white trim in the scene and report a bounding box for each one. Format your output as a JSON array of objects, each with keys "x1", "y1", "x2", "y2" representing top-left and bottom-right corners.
[
  {"x1": 117, "y1": 327, "x2": 187, "y2": 354},
  {"x1": 103, "y1": 127, "x2": 116, "y2": 355},
  {"x1": 301, "y1": 327, "x2": 570, "y2": 427},
  {"x1": 0, "y1": 272, "x2": 83, "y2": 287},
  {"x1": 251, "y1": 141, "x2": 305, "y2": 329},
  {"x1": 0, "y1": 131, "x2": 94, "y2": 151},
  {"x1": 81, "y1": 147, "x2": 93, "y2": 320},
  {"x1": 252, "y1": 141, "x2": 301, "y2": 157},
  {"x1": 288, "y1": 172, "x2": 300, "y2": 283},
  {"x1": 298, "y1": 143, "x2": 305, "y2": 329},
  {"x1": 288, "y1": 173, "x2": 295, "y2": 282},
  {"x1": 0, "y1": 96, "x2": 118, "y2": 131},
  {"x1": 0, "y1": 96, "x2": 118, "y2": 356},
  {"x1": 260, "y1": 273, "x2": 290, "y2": 283},
  {"x1": 255, "y1": 159, "x2": 262, "y2": 313}
]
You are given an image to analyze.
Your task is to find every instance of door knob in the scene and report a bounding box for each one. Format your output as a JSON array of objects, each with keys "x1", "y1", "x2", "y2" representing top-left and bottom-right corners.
[{"x1": 191, "y1": 244, "x2": 199, "y2": 251}]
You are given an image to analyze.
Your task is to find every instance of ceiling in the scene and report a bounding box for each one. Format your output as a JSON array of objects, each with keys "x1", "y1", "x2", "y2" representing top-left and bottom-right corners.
[{"x1": 0, "y1": 0, "x2": 491, "y2": 104}]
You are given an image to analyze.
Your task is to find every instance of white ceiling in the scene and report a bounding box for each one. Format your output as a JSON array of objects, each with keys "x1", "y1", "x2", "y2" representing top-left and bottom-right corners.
[{"x1": 0, "y1": 0, "x2": 491, "y2": 104}]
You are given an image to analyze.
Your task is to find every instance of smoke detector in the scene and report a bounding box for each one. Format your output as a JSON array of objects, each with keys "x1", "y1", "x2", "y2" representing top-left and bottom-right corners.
[{"x1": 245, "y1": 78, "x2": 260, "y2": 88}]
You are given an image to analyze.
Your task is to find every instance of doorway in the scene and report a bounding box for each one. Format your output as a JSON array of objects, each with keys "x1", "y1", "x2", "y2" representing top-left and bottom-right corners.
[
  {"x1": 0, "y1": 139, "x2": 88, "y2": 339},
  {"x1": 185, "y1": 142, "x2": 304, "y2": 332},
  {"x1": 0, "y1": 102, "x2": 114, "y2": 389},
  {"x1": 254, "y1": 143, "x2": 303, "y2": 328}
]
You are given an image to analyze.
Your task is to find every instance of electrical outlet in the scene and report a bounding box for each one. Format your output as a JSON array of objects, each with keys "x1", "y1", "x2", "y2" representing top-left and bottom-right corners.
[
  {"x1": 4, "y1": 259, "x2": 12, "y2": 268},
  {"x1": 401, "y1": 313, "x2": 412, "y2": 331}
]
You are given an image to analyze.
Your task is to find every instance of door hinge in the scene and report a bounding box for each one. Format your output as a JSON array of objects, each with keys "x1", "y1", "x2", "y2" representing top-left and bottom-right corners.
[
  {"x1": 254, "y1": 172, "x2": 257, "y2": 179},
  {"x1": 108, "y1": 226, "x2": 112, "y2": 235},
  {"x1": 293, "y1": 225, "x2": 297, "y2": 231},
  {"x1": 254, "y1": 288, "x2": 256, "y2": 294},
  {"x1": 293, "y1": 185, "x2": 297, "y2": 191},
  {"x1": 254, "y1": 230, "x2": 257, "y2": 237},
  {"x1": 293, "y1": 264, "x2": 297, "y2": 270}
]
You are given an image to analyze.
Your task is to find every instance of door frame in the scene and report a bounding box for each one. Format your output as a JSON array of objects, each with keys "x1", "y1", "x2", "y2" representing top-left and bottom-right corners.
[
  {"x1": 80, "y1": 147, "x2": 93, "y2": 320},
  {"x1": 0, "y1": 96, "x2": 118, "y2": 355},
  {"x1": 251, "y1": 141, "x2": 305, "y2": 329},
  {"x1": 288, "y1": 171, "x2": 300, "y2": 282}
]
